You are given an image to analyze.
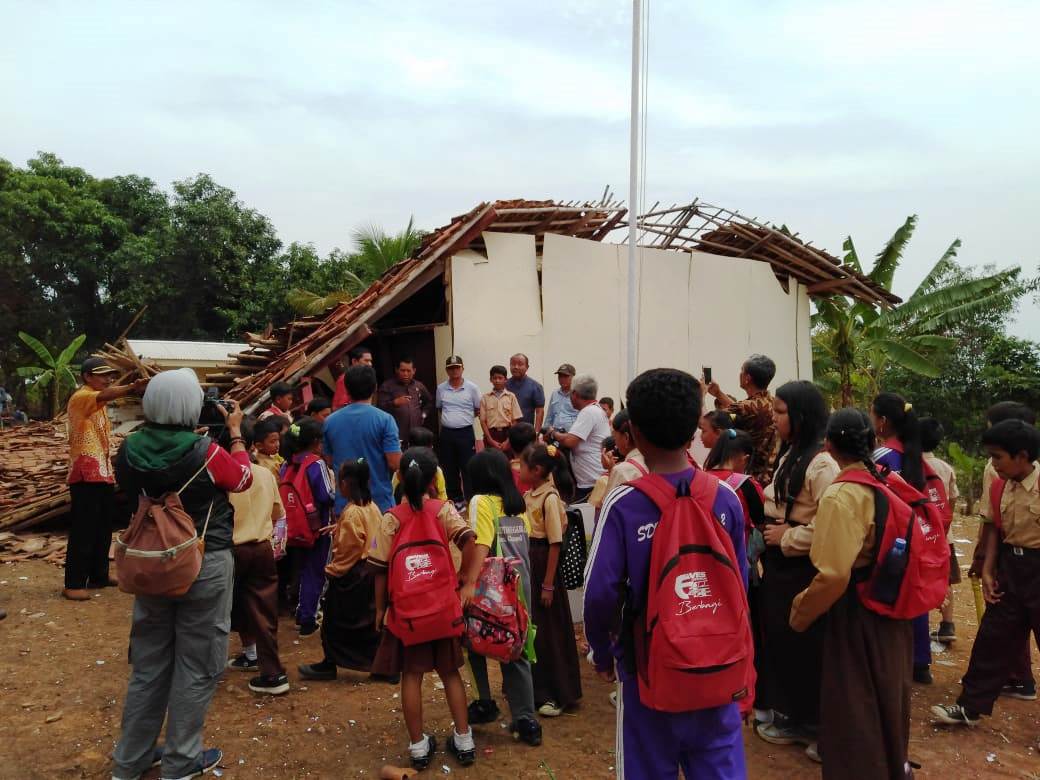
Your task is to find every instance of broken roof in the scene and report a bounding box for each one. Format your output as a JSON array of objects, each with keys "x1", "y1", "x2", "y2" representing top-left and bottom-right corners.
[{"x1": 211, "y1": 195, "x2": 897, "y2": 410}]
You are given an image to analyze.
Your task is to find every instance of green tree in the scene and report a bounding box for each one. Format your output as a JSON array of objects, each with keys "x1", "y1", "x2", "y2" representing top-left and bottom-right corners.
[
  {"x1": 813, "y1": 215, "x2": 1027, "y2": 407},
  {"x1": 16, "y1": 332, "x2": 85, "y2": 417}
]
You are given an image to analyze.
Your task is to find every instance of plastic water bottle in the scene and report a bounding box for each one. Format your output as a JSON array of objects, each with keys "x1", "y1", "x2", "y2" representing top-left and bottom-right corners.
[{"x1": 871, "y1": 537, "x2": 909, "y2": 606}]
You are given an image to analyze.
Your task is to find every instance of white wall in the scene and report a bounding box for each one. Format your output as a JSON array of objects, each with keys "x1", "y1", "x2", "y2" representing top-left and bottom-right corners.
[{"x1": 449, "y1": 232, "x2": 811, "y2": 409}]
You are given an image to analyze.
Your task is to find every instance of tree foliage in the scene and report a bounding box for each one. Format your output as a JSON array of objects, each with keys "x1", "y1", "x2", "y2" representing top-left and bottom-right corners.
[{"x1": 16, "y1": 331, "x2": 84, "y2": 417}]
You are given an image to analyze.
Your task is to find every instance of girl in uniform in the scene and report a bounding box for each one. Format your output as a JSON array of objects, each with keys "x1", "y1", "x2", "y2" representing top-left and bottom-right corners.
[
  {"x1": 789, "y1": 408, "x2": 912, "y2": 779},
  {"x1": 756, "y1": 381, "x2": 838, "y2": 761}
]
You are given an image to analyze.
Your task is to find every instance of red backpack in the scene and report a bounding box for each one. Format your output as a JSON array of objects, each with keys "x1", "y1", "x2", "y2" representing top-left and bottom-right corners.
[
  {"x1": 837, "y1": 469, "x2": 949, "y2": 619},
  {"x1": 709, "y1": 469, "x2": 764, "y2": 541},
  {"x1": 624, "y1": 472, "x2": 755, "y2": 714},
  {"x1": 386, "y1": 499, "x2": 465, "y2": 646},
  {"x1": 883, "y1": 440, "x2": 953, "y2": 532},
  {"x1": 279, "y1": 454, "x2": 322, "y2": 548},
  {"x1": 989, "y1": 477, "x2": 1008, "y2": 530}
]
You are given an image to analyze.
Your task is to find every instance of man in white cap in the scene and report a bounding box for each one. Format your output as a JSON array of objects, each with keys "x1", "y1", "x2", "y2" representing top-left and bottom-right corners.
[{"x1": 63, "y1": 357, "x2": 148, "y2": 601}]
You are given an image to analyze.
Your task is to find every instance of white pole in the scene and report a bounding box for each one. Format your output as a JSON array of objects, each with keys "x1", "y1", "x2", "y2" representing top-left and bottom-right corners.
[{"x1": 627, "y1": 0, "x2": 642, "y2": 384}]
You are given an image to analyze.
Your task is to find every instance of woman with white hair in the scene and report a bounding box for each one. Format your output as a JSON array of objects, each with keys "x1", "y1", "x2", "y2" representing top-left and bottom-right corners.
[{"x1": 110, "y1": 369, "x2": 253, "y2": 780}]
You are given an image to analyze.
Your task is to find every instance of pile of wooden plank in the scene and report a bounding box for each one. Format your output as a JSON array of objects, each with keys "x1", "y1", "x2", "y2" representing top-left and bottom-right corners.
[{"x1": 0, "y1": 420, "x2": 75, "y2": 532}]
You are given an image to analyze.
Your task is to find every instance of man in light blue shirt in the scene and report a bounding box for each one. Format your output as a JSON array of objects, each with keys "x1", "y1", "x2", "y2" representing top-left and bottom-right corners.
[
  {"x1": 435, "y1": 355, "x2": 482, "y2": 502},
  {"x1": 323, "y1": 365, "x2": 402, "y2": 512},
  {"x1": 545, "y1": 363, "x2": 578, "y2": 432}
]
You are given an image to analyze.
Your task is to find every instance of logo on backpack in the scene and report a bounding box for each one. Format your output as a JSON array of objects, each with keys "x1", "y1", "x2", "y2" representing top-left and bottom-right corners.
[
  {"x1": 405, "y1": 553, "x2": 434, "y2": 580},
  {"x1": 674, "y1": 571, "x2": 723, "y2": 615}
]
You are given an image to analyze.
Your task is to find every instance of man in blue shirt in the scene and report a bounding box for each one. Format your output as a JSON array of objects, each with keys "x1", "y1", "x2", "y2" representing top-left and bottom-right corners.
[
  {"x1": 544, "y1": 363, "x2": 578, "y2": 432},
  {"x1": 506, "y1": 353, "x2": 545, "y2": 429},
  {"x1": 435, "y1": 355, "x2": 482, "y2": 503},
  {"x1": 323, "y1": 365, "x2": 402, "y2": 513}
]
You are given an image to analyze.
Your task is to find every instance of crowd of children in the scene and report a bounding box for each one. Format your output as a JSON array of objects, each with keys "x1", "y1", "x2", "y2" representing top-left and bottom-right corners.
[{"x1": 201, "y1": 350, "x2": 1040, "y2": 779}]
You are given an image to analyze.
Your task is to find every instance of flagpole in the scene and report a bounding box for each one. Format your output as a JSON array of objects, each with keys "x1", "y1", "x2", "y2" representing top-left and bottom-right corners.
[{"x1": 627, "y1": 0, "x2": 642, "y2": 385}]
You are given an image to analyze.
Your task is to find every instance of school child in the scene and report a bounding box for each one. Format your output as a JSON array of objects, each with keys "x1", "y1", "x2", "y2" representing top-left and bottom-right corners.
[
  {"x1": 932, "y1": 420, "x2": 1040, "y2": 726},
  {"x1": 282, "y1": 418, "x2": 336, "y2": 636},
  {"x1": 508, "y1": 422, "x2": 538, "y2": 493},
  {"x1": 462, "y1": 449, "x2": 542, "y2": 745},
  {"x1": 520, "y1": 443, "x2": 583, "y2": 717},
  {"x1": 227, "y1": 421, "x2": 290, "y2": 695},
  {"x1": 585, "y1": 368, "x2": 749, "y2": 780},
  {"x1": 253, "y1": 418, "x2": 284, "y2": 479},
  {"x1": 870, "y1": 392, "x2": 934, "y2": 684},
  {"x1": 790, "y1": 409, "x2": 913, "y2": 778},
  {"x1": 369, "y1": 448, "x2": 479, "y2": 770},
  {"x1": 306, "y1": 396, "x2": 332, "y2": 422},
  {"x1": 699, "y1": 409, "x2": 734, "y2": 453},
  {"x1": 757, "y1": 381, "x2": 837, "y2": 757},
  {"x1": 972, "y1": 402, "x2": 1039, "y2": 699},
  {"x1": 604, "y1": 409, "x2": 649, "y2": 495},
  {"x1": 919, "y1": 417, "x2": 961, "y2": 643},
  {"x1": 298, "y1": 459, "x2": 385, "y2": 682},
  {"x1": 391, "y1": 426, "x2": 448, "y2": 501},
  {"x1": 479, "y1": 365, "x2": 522, "y2": 451},
  {"x1": 259, "y1": 381, "x2": 294, "y2": 422}
]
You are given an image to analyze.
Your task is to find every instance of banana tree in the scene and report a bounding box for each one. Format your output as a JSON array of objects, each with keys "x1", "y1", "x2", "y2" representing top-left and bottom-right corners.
[
  {"x1": 813, "y1": 215, "x2": 1024, "y2": 407},
  {"x1": 16, "y1": 332, "x2": 86, "y2": 417}
]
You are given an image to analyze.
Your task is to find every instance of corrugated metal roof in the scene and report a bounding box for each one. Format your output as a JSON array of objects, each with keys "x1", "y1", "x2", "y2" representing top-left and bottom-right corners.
[{"x1": 127, "y1": 340, "x2": 248, "y2": 363}]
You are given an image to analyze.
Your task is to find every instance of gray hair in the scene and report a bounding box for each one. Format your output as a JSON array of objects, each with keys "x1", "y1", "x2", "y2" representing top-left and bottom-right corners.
[{"x1": 572, "y1": 374, "x2": 598, "y2": 401}]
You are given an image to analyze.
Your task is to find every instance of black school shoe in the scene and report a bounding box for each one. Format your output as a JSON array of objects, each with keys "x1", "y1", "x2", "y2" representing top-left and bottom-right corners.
[
  {"x1": 298, "y1": 621, "x2": 319, "y2": 637},
  {"x1": 931, "y1": 621, "x2": 956, "y2": 643},
  {"x1": 467, "y1": 698, "x2": 501, "y2": 724},
  {"x1": 298, "y1": 660, "x2": 337, "y2": 681},
  {"x1": 249, "y1": 674, "x2": 290, "y2": 695},
  {"x1": 447, "y1": 733, "x2": 476, "y2": 767},
  {"x1": 1001, "y1": 681, "x2": 1038, "y2": 701},
  {"x1": 410, "y1": 735, "x2": 437, "y2": 771},
  {"x1": 226, "y1": 654, "x2": 259, "y2": 672},
  {"x1": 513, "y1": 716, "x2": 543, "y2": 747},
  {"x1": 913, "y1": 665, "x2": 933, "y2": 685}
]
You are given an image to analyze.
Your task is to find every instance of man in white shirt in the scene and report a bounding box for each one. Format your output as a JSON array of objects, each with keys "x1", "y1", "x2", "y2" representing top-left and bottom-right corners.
[{"x1": 547, "y1": 374, "x2": 609, "y2": 502}]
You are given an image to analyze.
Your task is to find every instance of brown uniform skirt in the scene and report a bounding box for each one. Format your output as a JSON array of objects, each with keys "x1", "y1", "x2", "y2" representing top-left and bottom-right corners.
[
  {"x1": 529, "y1": 538, "x2": 583, "y2": 709},
  {"x1": 320, "y1": 563, "x2": 381, "y2": 672},
  {"x1": 820, "y1": 586, "x2": 912, "y2": 780},
  {"x1": 371, "y1": 631, "x2": 465, "y2": 677}
]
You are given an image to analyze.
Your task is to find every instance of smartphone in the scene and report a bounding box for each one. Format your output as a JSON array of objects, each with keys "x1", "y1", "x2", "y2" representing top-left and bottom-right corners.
[{"x1": 703, "y1": 366, "x2": 713, "y2": 384}]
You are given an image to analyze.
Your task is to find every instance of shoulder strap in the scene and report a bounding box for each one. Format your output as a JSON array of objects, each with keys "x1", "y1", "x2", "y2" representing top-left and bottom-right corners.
[
  {"x1": 852, "y1": 484, "x2": 891, "y2": 584},
  {"x1": 176, "y1": 443, "x2": 218, "y2": 496},
  {"x1": 624, "y1": 473, "x2": 679, "y2": 514},
  {"x1": 629, "y1": 458, "x2": 648, "y2": 476}
]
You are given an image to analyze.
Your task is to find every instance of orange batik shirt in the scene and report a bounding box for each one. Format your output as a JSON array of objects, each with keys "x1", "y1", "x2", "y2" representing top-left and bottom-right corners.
[{"x1": 66, "y1": 387, "x2": 114, "y2": 484}]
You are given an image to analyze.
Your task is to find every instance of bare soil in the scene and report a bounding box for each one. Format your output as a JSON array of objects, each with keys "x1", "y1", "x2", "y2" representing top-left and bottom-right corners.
[{"x1": 1, "y1": 515, "x2": 1039, "y2": 778}]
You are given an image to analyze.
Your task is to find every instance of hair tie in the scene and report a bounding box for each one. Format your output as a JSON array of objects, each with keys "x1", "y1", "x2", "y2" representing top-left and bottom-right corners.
[
  {"x1": 546, "y1": 444, "x2": 558, "y2": 458},
  {"x1": 729, "y1": 413, "x2": 737, "y2": 422},
  {"x1": 903, "y1": 402, "x2": 912, "y2": 413},
  {"x1": 727, "y1": 429, "x2": 737, "y2": 439},
  {"x1": 407, "y1": 460, "x2": 421, "y2": 471},
  {"x1": 356, "y1": 457, "x2": 365, "y2": 464},
  {"x1": 289, "y1": 423, "x2": 301, "y2": 436}
]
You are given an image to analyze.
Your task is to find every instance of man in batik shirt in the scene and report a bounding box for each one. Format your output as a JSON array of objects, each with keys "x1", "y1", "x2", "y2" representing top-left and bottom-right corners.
[{"x1": 707, "y1": 354, "x2": 778, "y2": 486}]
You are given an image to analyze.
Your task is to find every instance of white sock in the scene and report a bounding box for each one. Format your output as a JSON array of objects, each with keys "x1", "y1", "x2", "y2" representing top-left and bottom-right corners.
[
  {"x1": 409, "y1": 734, "x2": 431, "y2": 758},
  {"x1": 453, "y1": 727, "x2": 474, "y2": 751},
  {"x1": 243, "y1": 644, "x2": 257, "y2": 662}
]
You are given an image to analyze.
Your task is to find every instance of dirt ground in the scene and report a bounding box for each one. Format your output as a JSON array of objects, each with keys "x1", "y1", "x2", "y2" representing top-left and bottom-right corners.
[{"x1": 2, "y1": 515, "x2": 1040, "y2": 779}]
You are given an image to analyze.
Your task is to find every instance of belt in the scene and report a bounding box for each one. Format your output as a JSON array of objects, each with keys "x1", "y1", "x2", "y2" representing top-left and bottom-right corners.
[{"x1": 1002, "y1": 542, "x2": 1040, "y2": 557}]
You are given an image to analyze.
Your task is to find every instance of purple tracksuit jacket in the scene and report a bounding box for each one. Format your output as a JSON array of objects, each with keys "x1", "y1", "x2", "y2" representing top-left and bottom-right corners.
[
  {"x1": 584, "y1": 467, "x2": 749, "y2": 780},
  {"x1": 287, "y1": 455, "x2": 336, "y2": 626}
]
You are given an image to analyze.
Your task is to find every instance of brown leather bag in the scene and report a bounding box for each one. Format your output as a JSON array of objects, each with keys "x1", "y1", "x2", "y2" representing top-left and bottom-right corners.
[{"x1": 114, "y1": 451, "x2": 216, "y2": 598}]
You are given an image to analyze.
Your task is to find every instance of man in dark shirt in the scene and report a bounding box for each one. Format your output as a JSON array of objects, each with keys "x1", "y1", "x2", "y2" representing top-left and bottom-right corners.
[
  {"x1": 506, "y1": 353, "x2": 545, "y2": 430},
  {"x1": 376, "y1": 356, "x2": 433, "y2": 445}
]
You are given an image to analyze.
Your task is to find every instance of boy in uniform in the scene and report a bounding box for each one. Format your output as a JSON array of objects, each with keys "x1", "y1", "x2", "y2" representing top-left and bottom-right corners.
[
  {"x1": 932, "y1": 420, "x2": 1040, "y2": 725},
  {"x1": 585, "y1": 368, "x2": 747, "y2": 779},
  {"x1": 479, "y1": 365, "x2": 522, "y2": 452}
]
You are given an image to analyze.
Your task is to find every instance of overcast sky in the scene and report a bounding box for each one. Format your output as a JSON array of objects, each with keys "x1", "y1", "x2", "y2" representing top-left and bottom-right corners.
[{"x1": 3, "y1": 0, "x2": 1038, "y2": 337}]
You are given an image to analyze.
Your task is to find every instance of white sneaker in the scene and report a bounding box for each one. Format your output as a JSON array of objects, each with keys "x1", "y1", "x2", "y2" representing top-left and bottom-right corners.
[{"x1": 538, "y1": 701, "x2": 563, "y2": 717}]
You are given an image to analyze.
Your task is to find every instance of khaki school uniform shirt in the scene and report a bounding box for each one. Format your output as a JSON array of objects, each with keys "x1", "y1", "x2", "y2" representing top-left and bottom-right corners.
[
  {"x1": 480, "y1": 389, "x2": 522, "y2": 429},
  {"x1": 789, "y1": 464, "x2": 877, "y2": 631},
  {"x1": 763, "y1": 451, "x2": 839, "y2": 556},
  {"x1": 255, "y1": 451, "x2": 284, "y2": 481},
  {"x1": 368, "y1": 500, "x2": 475, "y2": 569},
  {"x1": 982, "y1": 465, "x2": 1040, "y2": 549},
  {"x1": 524, "y1": 482, "x2": 566, "y2": 543},
  {"x1": 230, "y1": 464, "x2": 284, "y2": 545},
  {"x1": 326, "y1": 502, "x2": 383, "y2": 577},
  {"x1": 604, "y1": 450, "x2": 647, "y2": 497}
]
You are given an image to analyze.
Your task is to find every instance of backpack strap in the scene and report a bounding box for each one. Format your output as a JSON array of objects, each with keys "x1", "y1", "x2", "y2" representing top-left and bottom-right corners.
[
  {"x1": 176, "y1": 446, "x2": 218, "y2": 496},
  {"x1": 629, "y1": 458, "x2": 648, "y2": 477},
  {"x1": 625, "y1": 473, "x2": 680, "y2": 514},
  {"x1": 848, "y1": 479, "x2": 892, "y2": 585}
]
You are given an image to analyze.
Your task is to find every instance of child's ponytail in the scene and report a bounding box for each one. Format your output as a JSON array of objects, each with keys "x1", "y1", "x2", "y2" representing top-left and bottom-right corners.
[
  {"x1": 704, "y1": 428, "x2": 754, "y2": 471},
  {"x1": 339, "y1": 458, "x2": 373, "y2": 506},
  {"x1": 826, "y1": 408, "x2": 882, "y2": 480},
  {"x1": 872, "y1": 392, "x2": 924, "y2": 489},
  {"x1": 400, "y1": 446, "x2": 438, "y2": 511},
  {"x1": 521, "y1": 443, "x2": 576, "y2": 503},
  {"x1": 283, "y1": 417, "x2": 323, "y2": 457}
]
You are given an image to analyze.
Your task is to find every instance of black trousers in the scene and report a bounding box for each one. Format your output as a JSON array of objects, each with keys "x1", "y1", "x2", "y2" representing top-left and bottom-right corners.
[
  {"x1": 960, "y1": 544, "x2": 1040, "y2": 715},
  {"x1": 438, "y1": 425, "x2": 476, "y2": 502},
  {"x1": 65, "y1": 482, "x2": 116, "y2": 589}
]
